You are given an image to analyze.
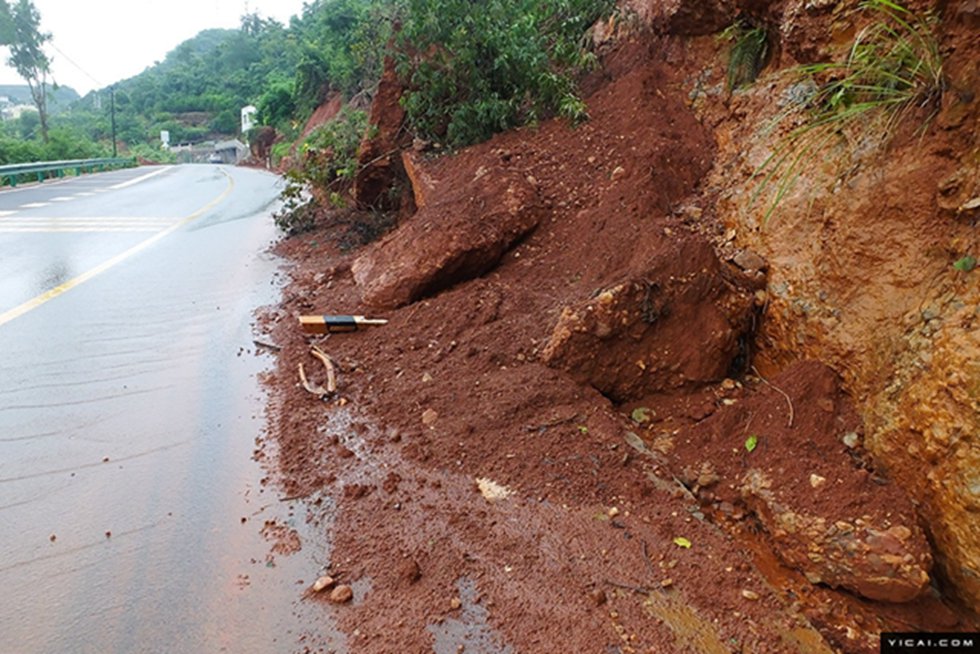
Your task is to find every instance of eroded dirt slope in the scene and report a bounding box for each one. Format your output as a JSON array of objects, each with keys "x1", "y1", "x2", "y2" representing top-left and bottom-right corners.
[{"x1": 257, "y1": 20, "x2": 977, "y2": 653}]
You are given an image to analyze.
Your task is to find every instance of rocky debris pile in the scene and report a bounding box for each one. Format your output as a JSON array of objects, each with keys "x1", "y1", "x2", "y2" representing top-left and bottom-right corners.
[
  {"x1": 742, "y1": 470, "x2": 931, "y2": 602},
  {"x1": 656, "y1": 361, "x2": 933, "y2": 603},
  {"x1": 263, "y1": 19, "x2": 979, "y2": 649},
  {"x1": 541, "y1": 237, "x2": 756, "y2": 402}
]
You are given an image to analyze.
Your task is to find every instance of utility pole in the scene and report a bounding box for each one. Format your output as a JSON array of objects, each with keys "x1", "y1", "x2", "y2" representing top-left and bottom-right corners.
[{"x1": 110, "y1": 85, "x2": 117, "y2": 157}]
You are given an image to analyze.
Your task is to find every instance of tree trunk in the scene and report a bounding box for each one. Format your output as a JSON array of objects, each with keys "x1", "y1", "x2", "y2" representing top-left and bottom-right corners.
[{"x1": 27, "y1": 77, "x2": 48, "y2": 142}]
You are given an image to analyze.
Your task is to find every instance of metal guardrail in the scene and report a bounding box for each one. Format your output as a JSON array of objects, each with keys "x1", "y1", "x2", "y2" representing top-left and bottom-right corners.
[{"x1": 0, "y1": 157, "x2": 137, "y2": 187}]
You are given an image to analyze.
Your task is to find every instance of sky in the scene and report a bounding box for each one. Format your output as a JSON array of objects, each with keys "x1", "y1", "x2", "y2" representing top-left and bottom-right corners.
[{"x1": 0, "y1": 0, "x2": 307, "y2": 96}]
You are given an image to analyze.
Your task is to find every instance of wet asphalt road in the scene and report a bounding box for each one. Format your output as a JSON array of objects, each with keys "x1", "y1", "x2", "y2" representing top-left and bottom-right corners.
[{"x1": 0, "y1": 165, "x2": 339, "y2": 653}]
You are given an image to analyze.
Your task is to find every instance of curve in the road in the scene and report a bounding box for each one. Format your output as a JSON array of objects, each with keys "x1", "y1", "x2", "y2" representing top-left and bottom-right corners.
[{"x1": 0, "y1": 168, "x2": 235, "y2": 328}]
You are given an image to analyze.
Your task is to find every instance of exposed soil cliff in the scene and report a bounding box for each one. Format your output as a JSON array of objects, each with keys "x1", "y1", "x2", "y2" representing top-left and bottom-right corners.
[
  {"x1": 678, "y1": 0, "x2": 980, "y2": 608},
  {"x1": 258, "y1": 1, "x2": 978, "y2": 651}
]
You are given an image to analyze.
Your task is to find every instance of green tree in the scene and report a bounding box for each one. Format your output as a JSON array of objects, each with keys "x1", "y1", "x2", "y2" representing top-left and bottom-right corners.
[
  {"x1": 294, "y1": 46, "x2": 330, "y2": 115},
  {"x1": 2, "y1": 0, "x2": 53, "y2": 142},
  {"x1": 0, "y1": 0, "x2": 13, "y2": 43},
  {"x1": 257, "y1": 81, "x2": 296, "y2": 129},
  {"x1": 15, "y1": 107, "x2": 38, "y2": 138},
  {"x1": 396, "y1": 0, "x2": 614, "y2": 147}
]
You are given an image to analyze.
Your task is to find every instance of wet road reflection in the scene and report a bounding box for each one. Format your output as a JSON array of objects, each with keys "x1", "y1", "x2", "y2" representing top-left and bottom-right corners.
[{"x1": 0, "y1": 166, "x2": 342, "y2": 653}]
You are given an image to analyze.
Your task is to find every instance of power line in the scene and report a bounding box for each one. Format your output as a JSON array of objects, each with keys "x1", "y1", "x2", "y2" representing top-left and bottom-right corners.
[{"x1": 48, "y1": 41, "x2": 103, "y2": 89}]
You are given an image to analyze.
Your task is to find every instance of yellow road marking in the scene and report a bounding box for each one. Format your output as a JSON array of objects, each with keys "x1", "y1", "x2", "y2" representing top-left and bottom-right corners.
[{"x1": 0, "y1": 170, "x2": 235, "y2": 328}]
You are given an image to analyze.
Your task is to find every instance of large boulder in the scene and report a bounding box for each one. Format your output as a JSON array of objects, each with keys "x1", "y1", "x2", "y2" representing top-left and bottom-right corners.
[
  {"x1": 352, "y1": 163, "x2": 542, "y2": 309},
  {"x1": 541, "y1": 237, "x2": 755, "y2": 402}
]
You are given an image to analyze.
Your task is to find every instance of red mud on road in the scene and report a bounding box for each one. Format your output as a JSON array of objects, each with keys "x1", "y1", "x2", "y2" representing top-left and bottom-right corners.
[{"x1": 257, "y1": 40, "x2": 976, "y2": 654}]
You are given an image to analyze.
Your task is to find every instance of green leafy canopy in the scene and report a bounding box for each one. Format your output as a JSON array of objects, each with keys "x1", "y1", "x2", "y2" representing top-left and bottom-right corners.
[{"x1": 396, "y1": 0, "x2": 615, "y2": 148}]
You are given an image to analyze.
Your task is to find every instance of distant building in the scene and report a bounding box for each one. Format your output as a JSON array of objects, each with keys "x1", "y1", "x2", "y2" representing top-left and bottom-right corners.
[
  {"x1": 167, "y1": 139, "x2": 248, "y2": 164},
  {"x1": 213, "y1": 139, "x2": 249, "y2": 164},
  {"x1": 241, "y1": 105, "x2": 257, "y2": 133},
  {"x1": 1, "y1": 104, "x2": 38, "y2": 121}
]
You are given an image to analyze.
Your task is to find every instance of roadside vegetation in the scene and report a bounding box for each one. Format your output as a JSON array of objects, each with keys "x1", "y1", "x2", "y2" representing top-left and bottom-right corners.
[
  {"x1": 270, "y1": 0, "x2": 614, "y2": 233},
  {"x1": 721, "y1": 19, "x2": 770, "y2": 91},
  {"x1": 396, "y1": 0, "x2": 615, "y2": 147},
  {"x1": 0, "y1": 0, "x2": 393, "y2": 164},
  {"x1": 0, "y1": 0, "x2": 613, "y2": 190},
  {"x1": 750, "y1": 0, "x2": 944, "y2": 222}
]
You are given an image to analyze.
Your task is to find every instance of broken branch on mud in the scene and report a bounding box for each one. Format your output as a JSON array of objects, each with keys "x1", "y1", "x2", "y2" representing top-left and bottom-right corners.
[
  {"x1": 299, "y1": 345, "x2": 338, "y2": 399},
  {"x1": 311, "y1": 345, "x2": 338, "y2": 392},
  {"x1": 253, "y1": 339, "x2": 282, "y2": 352}
]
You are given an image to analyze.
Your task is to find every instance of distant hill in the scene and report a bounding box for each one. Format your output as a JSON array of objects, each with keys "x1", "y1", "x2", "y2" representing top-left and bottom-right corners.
[
  {"x1": 55, "y1": 6, "x2": 383, "y2": 150},
  {"x1": 69, "y1": 25, "x2": 300, "y2": 145},
  {"x1": 0, "y1": 84, "x2": 81, "y2": 114}
]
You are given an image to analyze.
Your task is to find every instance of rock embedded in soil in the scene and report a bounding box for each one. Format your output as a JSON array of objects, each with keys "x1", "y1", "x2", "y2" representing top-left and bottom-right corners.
[
  {"x1": 541, "y1": 236, "x2": 754, "y2": 401},
  {"x1": 421, "y1": 408, "x2": 439, "y2": 426},
  {"x1": 731, "y1": 248, "x2": 768, "y2": 273},
  {"x1": 396, "y1": 559, "x2": 421, "y2": 585},
  {"x1": 352, "y1": 162, "x2": 543, "y2": 309},
  {"x1": 668, "y1": 361, "x2": 935, "y2": 603},
  {"x1": 741, "y1": 470, "x2": 932, "y2": 603}
]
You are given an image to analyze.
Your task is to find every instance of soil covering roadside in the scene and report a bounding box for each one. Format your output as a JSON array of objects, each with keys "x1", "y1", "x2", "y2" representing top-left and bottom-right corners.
[{"x1": 256, "y1": 15, "x2": 978, "y2": 654}]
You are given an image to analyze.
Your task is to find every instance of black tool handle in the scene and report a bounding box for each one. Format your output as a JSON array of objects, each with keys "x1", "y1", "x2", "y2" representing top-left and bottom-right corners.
[{"x1": 324, "y1": 315, "x2": 358, "y2": 332}]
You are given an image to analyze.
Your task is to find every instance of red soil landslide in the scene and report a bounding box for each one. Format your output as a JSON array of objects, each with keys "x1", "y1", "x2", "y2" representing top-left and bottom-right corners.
[{"x1": 259, "y1": 38, "x2": 977, "y2": 654}]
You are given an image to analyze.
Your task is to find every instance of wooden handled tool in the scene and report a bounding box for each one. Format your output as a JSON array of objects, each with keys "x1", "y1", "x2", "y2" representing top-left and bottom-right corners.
[{"x1": 299, "y1": 315, "x2": 389, "y2": 334}]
